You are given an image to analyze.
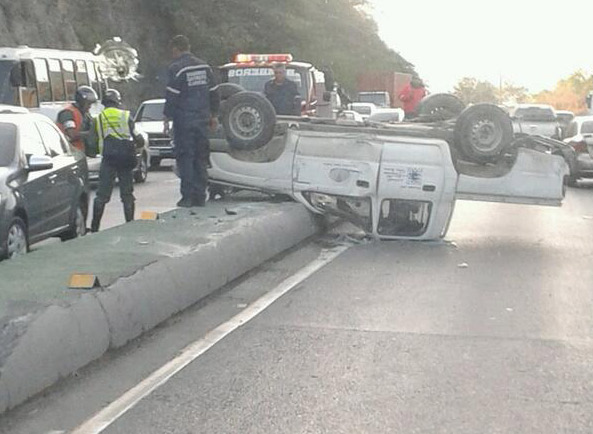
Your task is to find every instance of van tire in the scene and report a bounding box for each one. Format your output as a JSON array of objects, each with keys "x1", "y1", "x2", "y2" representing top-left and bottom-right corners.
[
  {"x1": 216, "y1": 83, "x2": 245, "y2": 101},
  {"x1": 454, "y1": 103, "x2": 514, "y2": 164},
  {"x1": 417, "y1": 93, "x2": 466, "y2": 121},
  {"x1": 221, "y1": 91, "x2": 276, "y2": 150}
]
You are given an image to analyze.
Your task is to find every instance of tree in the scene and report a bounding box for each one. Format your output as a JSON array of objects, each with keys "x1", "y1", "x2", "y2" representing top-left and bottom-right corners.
[
  {"x1": 533, "y1": 70, "x2": 593, "y2": 114},
  {"x1": 453, "y1": 77, "x2": 497, "y2": 105}
]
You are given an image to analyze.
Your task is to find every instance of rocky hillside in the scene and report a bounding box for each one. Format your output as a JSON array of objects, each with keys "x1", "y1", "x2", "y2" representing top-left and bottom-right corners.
[{"x1": 0, "y1": 0, "x2": 415, "y2": 108}]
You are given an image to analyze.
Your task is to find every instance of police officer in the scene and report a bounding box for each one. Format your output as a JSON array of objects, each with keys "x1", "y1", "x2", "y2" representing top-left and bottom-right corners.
[
  {"x1": 56, "y1": 85, "x2": 97, "y2": 153},
  {"x1": 89, "y1": 89, "x2": 145, "y2": 232},
  {"x1": 164, "y1": 34, "x2": 220, "y2": 208},
  {"x1": 264, "y1": 63, "x2": 300, "y2": 115}
]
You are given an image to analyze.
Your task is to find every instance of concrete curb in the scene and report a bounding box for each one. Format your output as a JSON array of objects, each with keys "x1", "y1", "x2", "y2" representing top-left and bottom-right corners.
[{"x1": 0, "y1": 203, "x2": 320, "y2": 414}]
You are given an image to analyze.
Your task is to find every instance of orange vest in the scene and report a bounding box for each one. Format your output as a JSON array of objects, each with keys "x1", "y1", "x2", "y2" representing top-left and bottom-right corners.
[{"x1": 58, "y1": 104, "x2": 85, "y2": 151}]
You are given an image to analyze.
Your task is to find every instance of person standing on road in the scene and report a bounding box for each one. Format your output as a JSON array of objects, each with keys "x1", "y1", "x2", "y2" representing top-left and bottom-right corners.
[
  {"x1": 88, "y1": 89, "x2": 145, "y2": 232},
  {"x1": 56, "y1": 85, "x2": 97, "y2": 153},
  {"x1": 398, "y1": 77, "x2": 427, "y2": 119},
  {"x1": 163, "y1": 34, "x2": 220, "y2": 208},
  {"x1": 264, "y1": 63, "x2": 301, "y2": 116}
]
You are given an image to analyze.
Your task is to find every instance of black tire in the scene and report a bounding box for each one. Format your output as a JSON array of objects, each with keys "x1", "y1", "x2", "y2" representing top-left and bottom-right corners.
[
  {"x1": 416, "y1": 93, "x2": 466, "y2": 121},
  {"x1": 216, "y1": 82, "x2": 245, "y2": 100},
  {"x1": 221, "y1": 91, "x2": 276, "y2": 150},
  {"x1": 134, "y1": 153, "x2": 148, "y2": 183},
  {"x1": 60, "y1": 201, "x2": 87, "y2": 241},
  {"x1": 3, "y1": 217, "x2": 28, "y2": 259},
  {"x1": 149, "y1": 157, "x2": 161, "y2": 168},
  {"x1": 454, "y1": 103, "x2": 514, "y2": 164}
]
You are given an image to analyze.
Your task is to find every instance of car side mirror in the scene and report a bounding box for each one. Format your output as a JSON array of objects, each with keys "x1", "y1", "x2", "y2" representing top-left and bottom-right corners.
[{"x1": 27, "y1": 155, "x2": 53, "y2": 171}]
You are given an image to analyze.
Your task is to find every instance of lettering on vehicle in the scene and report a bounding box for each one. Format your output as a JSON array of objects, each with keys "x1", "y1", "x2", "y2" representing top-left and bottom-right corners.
[
  {"x1": 384, "y1": 166, "x2": 423, "y2": 189},
  {"x1": 228, "y1": 68, "x2": 299, "y2": 77},
  {"x1": 187, "y1": 70, "x2": 208, "y2": 86}
]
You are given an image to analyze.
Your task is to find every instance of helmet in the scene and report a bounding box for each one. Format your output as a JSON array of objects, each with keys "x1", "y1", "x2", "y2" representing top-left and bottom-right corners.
[
  {"x1": 102, "y1": 88, "x2": 122, "y2": 106},
  {"x1": 74, "y1": 85, "x2": 98, "y2": 106}
]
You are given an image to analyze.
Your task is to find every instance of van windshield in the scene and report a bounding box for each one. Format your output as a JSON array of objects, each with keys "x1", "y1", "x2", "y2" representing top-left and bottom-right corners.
[
  {"x1": 135, "y1": 102, "x2": 165, "y2": 122},
  {"x1": 225, "y1": 66, "x2": 307, "y2": 98},
  {"x1": 0, "y1": 60, "x2": 17, "y2": 106}
]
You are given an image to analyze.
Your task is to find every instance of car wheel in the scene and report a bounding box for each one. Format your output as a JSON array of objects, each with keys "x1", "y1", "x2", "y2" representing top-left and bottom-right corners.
[
  {"x1": 216, "y1": 82, "x2": 245, "y2": 101},
  {"x1": 149, "y1": 157, "x2": 161, "y2": 168},
  {"x1": 416, "y1": 93, "x2": 466, "y2": 121},
  {"x1": 134, "y1": 153, "x2": 148, "y2": 183},
  {"x1": 60, "y1": 202, "x2": 87, "y2": 241},
  {"x1": 4, "y1": 217, "x2": 28, "y2": 259},
  {"x1": 221, "y1": 91, "x2": 276, "y2": 150},
  {"x1": 454, "y1": 103, "x2": 514, "y2": 164},
  {"x1": 206, "y1": 183, "x2": 233, "y2": 201}
]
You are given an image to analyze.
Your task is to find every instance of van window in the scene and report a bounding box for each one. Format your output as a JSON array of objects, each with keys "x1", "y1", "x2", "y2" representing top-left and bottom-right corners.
[
  {"x1": 33, "y1": 59, "x2": 52, "y2": 103},
  {"x1": 62, "y1": 59, "x2": 77, "y2": 101},
  {"x1": 19, "y1": 60, "x2": 38, "y2": 108},
  {"x1": 75, "y1": 60, "x2": 89, "y2": 86},
  {"x1": 47, "y1": 59, "x2": 66, "y2": 101}
]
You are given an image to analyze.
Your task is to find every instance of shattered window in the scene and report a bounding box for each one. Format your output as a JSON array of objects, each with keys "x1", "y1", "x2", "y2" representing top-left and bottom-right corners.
[{"x1": 378, "y1": 199, "x2": 432, "y2": 237}]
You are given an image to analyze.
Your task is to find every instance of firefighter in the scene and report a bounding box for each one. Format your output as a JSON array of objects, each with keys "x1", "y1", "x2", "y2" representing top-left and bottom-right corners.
[
  {"x1": 264, "y1": 63, "x2": 300, "y2": 115},
  {"x1": 89, "y1": 89, "x2": 145, "y2": 232},
  {"x1": 56, "y1": 85, "x2": 97, "y2": 153},
  {"x1": 164, "y1": 34, "x2": 220, "y2": 208}
]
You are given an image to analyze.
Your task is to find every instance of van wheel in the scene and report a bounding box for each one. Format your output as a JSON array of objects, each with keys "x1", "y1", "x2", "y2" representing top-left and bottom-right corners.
[
  {"x1": 60, "y1": 202, "x2": 87, "y2": 241},
  {"x1": 454, "y1": 103, "x2": 514, "y2": 164},
  {"x1": 417, "y1": 93, "x2": 466, "y2": 121},
  {"x1": 4, "y1": 217, "x2": 28, "y2": 259},
  {"x1": 221, "y1": 91, "x2": 276, "y2": 150}
]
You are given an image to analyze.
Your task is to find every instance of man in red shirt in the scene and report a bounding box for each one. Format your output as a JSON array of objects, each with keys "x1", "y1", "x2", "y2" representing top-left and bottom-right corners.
[{"x1": 399, "y1": 77, "x2": 427, "y2": 119}]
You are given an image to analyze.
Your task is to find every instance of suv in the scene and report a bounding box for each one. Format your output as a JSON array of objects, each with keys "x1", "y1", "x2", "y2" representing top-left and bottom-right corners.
[
  {"x1": 563, "y1": 115, "x2": 593, "y2": 185},
  {"x1": 133, "y1": 99, "x2": 172, "y2": 168},
  {"x1": 510, "y1": 104, "x2": 561, "y2": 138},
  {"x1": 0, "y1": 106, "x2": 89, "y2": 259}
]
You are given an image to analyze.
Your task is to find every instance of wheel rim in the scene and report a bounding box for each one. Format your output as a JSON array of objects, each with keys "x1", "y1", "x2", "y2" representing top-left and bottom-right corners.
[
  {"x1": 75, "y1": 207, "x2": 86, "y2": 237},
  {"x1": 7, "y1": 223, "x2": 27, "y2": 258},
  {"x1": 469, "y1": 118, "x2": 503, "y2": 153},
  {"x1": 229, "y1": 105, "x2": 263, "y2": 140}
]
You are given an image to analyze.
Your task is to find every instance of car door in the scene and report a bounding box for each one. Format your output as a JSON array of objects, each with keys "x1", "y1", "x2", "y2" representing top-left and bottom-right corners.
[
  {"x1": 16, "y1": 118, "x2": 53, "y2": 240},
  {"x1": 35, "y1": 118, "x2": 80, "y2": 230}
]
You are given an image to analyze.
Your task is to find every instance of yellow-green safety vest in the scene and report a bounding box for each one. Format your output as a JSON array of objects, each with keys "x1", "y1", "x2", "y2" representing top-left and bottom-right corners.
[{"x1": 96, "y1": 107, "x2": 132, "y2": 153}]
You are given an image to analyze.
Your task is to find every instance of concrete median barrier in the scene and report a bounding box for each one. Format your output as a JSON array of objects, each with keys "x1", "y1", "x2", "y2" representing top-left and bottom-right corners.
[{"x1": 0, "y1": 202, "x2": 320, "y2": 414}]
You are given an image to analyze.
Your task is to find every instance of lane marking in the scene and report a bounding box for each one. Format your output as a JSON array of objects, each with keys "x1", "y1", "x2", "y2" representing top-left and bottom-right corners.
[{"x1": 71, "y1": 244, "x2": 350, "y2": 434}]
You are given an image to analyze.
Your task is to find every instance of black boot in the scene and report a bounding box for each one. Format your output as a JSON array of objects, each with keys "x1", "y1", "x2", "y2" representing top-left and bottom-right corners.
[
  {"x1": 90, "y1": 201, "x2": 105, "y2": 232},
  {"x1": 124, "y1": 201, "x2": 135, "y2": 222}
]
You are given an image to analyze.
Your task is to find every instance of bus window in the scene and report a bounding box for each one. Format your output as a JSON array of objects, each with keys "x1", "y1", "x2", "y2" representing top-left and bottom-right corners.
[
  {"x1": 75, "y1": 60, "x2": 89, "y2": 86},
  {"x1": 19, "y1": 60, "x2": 38, "y2": 108},
  {"x1": 87, "y1": 60, "x2": 101, "y2": 96},
  {"x1": 62, "y1": 59, "x2": 76, "y2": 101},
  {"x1": 33, "y1": 59, "x2": 52, "y2": 103},
  {"x1": 47, "y1": 59, "x2": 65, "y2": 101}
]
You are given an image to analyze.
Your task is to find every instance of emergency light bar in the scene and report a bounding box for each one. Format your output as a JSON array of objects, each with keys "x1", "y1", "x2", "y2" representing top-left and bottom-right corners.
[{"x1": 234, "y1": 53, "x2": 293, "y2": 64}]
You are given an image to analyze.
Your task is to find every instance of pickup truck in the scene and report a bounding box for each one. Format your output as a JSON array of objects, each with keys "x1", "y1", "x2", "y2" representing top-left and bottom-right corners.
[
  {"x1": 510, "y1": 104, "x2": 561, "y2": 139},
  {"x1": 206, "y1": 89, "x2": 570, "y2": 240}
]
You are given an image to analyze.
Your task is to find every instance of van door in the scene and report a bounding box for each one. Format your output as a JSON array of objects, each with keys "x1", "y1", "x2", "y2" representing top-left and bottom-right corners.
[{"x1": 375, "y1": 137, "x2": 458, "y2": 240}]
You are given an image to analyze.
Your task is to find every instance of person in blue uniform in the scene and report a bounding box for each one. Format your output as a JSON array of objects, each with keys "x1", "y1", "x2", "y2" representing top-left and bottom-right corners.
[{"x1": 163, "y1": 35, "x2": 220, "y2": 207}]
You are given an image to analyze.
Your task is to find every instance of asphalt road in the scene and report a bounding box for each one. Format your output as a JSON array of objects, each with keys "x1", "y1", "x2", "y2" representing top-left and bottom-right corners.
[{"x1": 4, "y1": 183, "x2": 593, "y2": 433}]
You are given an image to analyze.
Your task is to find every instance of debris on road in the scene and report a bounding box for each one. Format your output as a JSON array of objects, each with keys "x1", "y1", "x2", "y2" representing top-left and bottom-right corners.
[{"x1": 457, "y1": 262, "x2": 469, "y2": 268}]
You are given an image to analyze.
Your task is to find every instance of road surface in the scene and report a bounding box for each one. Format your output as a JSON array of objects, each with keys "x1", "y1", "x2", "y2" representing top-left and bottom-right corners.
[{"x1": 3, "y1": 183, "x2": 593, "y2": 433}]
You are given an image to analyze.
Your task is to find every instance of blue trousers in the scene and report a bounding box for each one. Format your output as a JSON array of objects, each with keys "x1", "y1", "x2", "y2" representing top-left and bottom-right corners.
[{"x1": 173, "y1": 120, "x2": 210, "y2": 202}]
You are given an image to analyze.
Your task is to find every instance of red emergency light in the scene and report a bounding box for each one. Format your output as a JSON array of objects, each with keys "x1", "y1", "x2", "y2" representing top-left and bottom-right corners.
[{"x1": 233, "y1": 53, "x2": 293, "y2": 64}]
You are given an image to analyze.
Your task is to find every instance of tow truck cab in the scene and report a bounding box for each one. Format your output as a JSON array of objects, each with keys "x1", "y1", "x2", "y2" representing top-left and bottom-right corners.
[{"x1": 219, "y1": 53, "x2": 327, "y2": 116}]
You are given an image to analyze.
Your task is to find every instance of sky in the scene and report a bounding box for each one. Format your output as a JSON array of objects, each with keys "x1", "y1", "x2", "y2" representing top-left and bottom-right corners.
[{"x1": 369, "y1": 0, "x2": 593, "y2": 94}]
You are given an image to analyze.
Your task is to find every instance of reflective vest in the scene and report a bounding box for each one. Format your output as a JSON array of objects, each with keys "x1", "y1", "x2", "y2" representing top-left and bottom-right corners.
[
  {"x1": 96, "y1": 107, "x2": 132, "y2": 153},
  {"x1": 58, "y1": 104, "x2": 85, "y2": 151}
]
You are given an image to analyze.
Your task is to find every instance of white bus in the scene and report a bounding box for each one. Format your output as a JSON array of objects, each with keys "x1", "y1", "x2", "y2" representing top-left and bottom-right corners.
[{"x1": 0, "y1": 46, "x2": 109, "y2": 120}]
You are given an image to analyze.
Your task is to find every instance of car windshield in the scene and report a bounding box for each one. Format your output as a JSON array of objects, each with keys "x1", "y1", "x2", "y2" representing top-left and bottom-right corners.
[
  {"x1": 0, "y1": 60, "x2": 17, "y2": 106},
  {"x1": 359, "y1": 93, "x2": 388, "y2": 106},
  {"x1": 514, "y1": 107, "x2": 556, "y2": 122},
  {"x1": 581, "y1": 121, "x2": 593, "y2": 134},
  {"x1": 226, "y1": 66, "x2": 307, "y2": 98},
  {"x1": 351, "y1": 105, "x2": 372, "y2": 115},
  {"x1": 136, "y1": 102, "x2": 165, "y2": 121},
  {"x1": 0, "y1": 122, "x2": 16, "y2": 166}
]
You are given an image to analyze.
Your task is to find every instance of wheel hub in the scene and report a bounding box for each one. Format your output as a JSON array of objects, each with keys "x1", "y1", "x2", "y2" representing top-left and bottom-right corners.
[
  {"x1": 470, "y1": 119, "x2": 502, "y2": 152},
  {"x1": 230, "y1": 105, "x2": 262, "y2": 139}
]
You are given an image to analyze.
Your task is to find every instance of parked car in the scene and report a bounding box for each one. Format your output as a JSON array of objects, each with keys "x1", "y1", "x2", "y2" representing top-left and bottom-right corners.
[
  {"x1": 367, "y1": 107, "x2": 405, "y2": 124},
  {"x1": 86, "y1": 126, "x2": 149, "y2": 185},
  {"x1": 0, "y1": 106, "x2": 89, "y2": 259},
  {"x1": 509, "y1": 104, "x2": 561, "y2": 138},
  {"x1": 348, "y1": 102, "x2": 377, "y2": 120},
  {"x1": 134, "y1": 99, "x2": 173, "y2": 168},
  {"x1": 563, "y1": 115, "x2": 593, "y2": 185}
]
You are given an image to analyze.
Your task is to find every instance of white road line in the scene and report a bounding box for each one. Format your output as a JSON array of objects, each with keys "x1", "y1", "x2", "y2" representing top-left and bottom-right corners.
[{"x1": 70, "y1": 244, "x2": 350, "y2": 434}]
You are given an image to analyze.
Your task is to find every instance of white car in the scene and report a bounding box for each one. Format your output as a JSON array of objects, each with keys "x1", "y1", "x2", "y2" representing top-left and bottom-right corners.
[
  {"x1": 368, "y1": 107, "x2": 405, "y2": 124},
  {"x1": 347, "y1": 102, "x2": 377, "y2": 120},
  {"x1": 133, "y1": 99, "x2": 173, "y2": 168}
]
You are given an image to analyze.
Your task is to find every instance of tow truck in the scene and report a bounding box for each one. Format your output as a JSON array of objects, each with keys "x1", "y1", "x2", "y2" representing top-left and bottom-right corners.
[{"x1": 207, "y1": 88, "x2": 571, "y2": 240}]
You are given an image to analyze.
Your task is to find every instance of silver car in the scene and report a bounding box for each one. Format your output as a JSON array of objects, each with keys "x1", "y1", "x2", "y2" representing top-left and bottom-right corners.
[{"x1": 563, "y1": 115, "x2": 593, "y2": 185}]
